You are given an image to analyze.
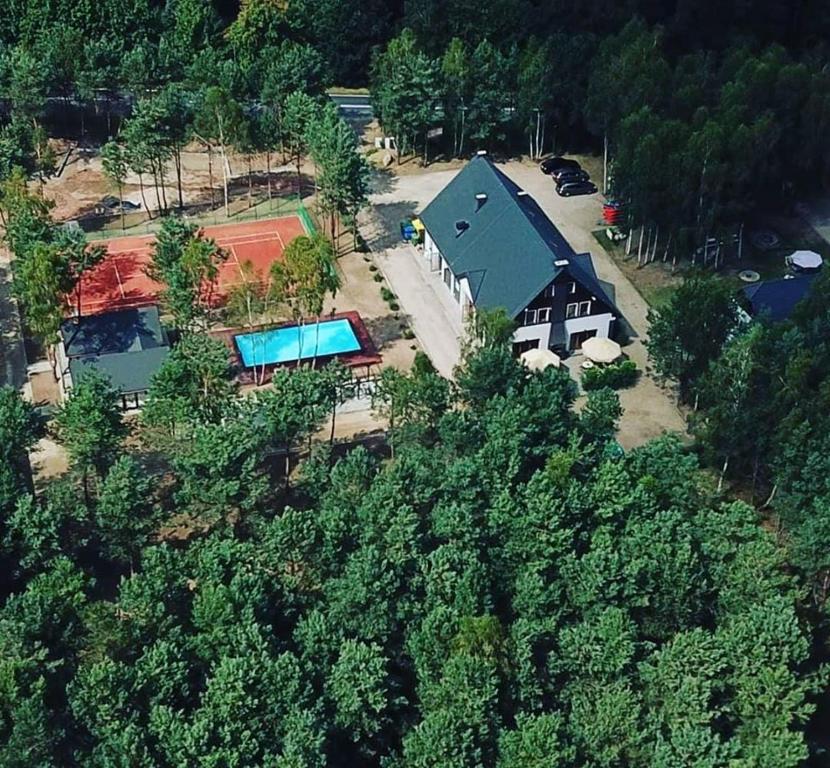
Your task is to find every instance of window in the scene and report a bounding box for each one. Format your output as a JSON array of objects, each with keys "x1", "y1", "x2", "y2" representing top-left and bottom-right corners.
[
  {"x1": 524, "y1": 308, "x2": 538, "y2": 325},
  {"x1": 566, "y1": 302, "x2": 578, "y2": 319},
  {"x1": 443, "y1": 267, "x2": 452, "y2": 289},
  {"x1": 537, "y1": 307, "x2": 551, "y2": 323},
  {"x1": 579, "y1": 300, "x2": 592, "y2": 317},
  {"x1": 543, "y1": 284, "x2": 555, "y2": 298},
  {"x1": 569, "y1": 281, "x2": 576, "y2": 294},
  {"x1": 453, "y1": 277, "x2": 461, "y2": 303},
  {"x1": 513, "y1": 339, "x2": 539, "y2": 356}
]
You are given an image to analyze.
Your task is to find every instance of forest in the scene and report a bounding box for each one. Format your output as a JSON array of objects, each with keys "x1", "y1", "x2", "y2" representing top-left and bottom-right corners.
[
  {"x1": 2, "y1": 0, "x2": 830, "y2": 765},
  {"x1": 0, "y1": 0, "x2": 828, "y2": 255},
  {"x1": 0, "y1": 325, "x2": 822, "y2": 766}
]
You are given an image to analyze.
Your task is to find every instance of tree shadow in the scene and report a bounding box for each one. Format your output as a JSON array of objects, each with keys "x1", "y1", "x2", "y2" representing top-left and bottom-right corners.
[
  {"x1": 361, "y1": 200, "x2": 419, "y2": 251},
  {"x1": 0, "y1": 263, "x2": 28, "y2": 389},
  {"x1": 364, "y1": 312, "x2": 412, "y2": 350},
  {"x1": 368, "y1": 166, "x2": 397, "y2": 196}
]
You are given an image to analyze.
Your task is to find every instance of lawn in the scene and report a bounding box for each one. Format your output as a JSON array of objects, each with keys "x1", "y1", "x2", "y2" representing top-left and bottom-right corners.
[{"x1": 592, "y1": 230, "x2": 681, "y2": 309}]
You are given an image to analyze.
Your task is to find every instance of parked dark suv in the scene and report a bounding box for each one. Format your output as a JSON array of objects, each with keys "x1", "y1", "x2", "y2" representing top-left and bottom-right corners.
[
  {"x1": 554, "y1": 168, "x2": 590, "y2": 185},
  {"x1": 540, "y1": 156, "x2": 581, "y2": 175}
]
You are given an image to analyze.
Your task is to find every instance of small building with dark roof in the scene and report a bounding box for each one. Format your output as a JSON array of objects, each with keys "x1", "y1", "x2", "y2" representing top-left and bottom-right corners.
[
  {"x1": 57, "y1": 305, "x2": 170, "y2": 410},
  {"x1": 418, "y1": 154, "x2": 618, "y2": 354},
  {"x1": 742, "y1": 274, "x2": 817, "y2": 323}
]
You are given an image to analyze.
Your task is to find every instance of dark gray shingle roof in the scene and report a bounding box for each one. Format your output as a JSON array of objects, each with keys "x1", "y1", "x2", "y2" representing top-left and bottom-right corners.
[
  {"x1": 69, "y1": 347, "x2": 170, "y2": 395},
  {"x1": 743, "y1": 274, "x2": 817, "y2": 322},
  {"x1": 419, "y1": 155, "x2": 615, "y2": 317},
  {"x1": 62, "y1": 305, "x2": 169, "y2": 395},
  {"x1": 61, "y1": 305, "x2": 166, "y2": 357}
]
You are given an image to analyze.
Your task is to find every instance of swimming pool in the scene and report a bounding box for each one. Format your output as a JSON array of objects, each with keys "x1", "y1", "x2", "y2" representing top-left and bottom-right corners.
[{"x1": 235, "y1": 318, "x2": 362, "y2": 367}]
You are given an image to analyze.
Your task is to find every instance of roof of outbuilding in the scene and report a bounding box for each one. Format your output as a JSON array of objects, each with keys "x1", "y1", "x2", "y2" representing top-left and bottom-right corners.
[
  {"x1": 419, "y1": 155, "x2": 615, "y2": 318},
  {"x1": 69, "y1": 347, "x2": 170, "y2": 395},
  {"x1": 62, "y1": 305, "x2": 169, "y2": 395},
  {"x1": 61, "y1": 305, "x2": 166, "y2": 357},
  {"x1": 743, "y1": 274, "x2": 817, "y2": 322}
]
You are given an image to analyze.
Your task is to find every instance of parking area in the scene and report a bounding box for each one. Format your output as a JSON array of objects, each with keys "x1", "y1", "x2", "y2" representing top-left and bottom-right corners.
[{"x1": 359, "y1": 157, "x2": 687, "y2": 448}]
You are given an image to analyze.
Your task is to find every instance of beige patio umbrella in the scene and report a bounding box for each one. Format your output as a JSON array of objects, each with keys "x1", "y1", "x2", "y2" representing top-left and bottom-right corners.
[
  {"x1": 520, "y1": 347, "x2": 561, "y2": 371},
  {"x1": 581, "y1": 336, "x2": 622, "y2": 364}
]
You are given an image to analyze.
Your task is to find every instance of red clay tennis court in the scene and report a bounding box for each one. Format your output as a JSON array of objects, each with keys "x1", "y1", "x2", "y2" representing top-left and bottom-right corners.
[{"x1": 77, "y1": 215, "x2": 308, "y2": 316}]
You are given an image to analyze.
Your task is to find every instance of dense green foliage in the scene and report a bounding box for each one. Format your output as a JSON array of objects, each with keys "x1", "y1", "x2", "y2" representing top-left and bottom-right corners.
[
  {"x1": 581, "y1": 360, "x2": 639, "y2": 391},
  {"x1": 681, "y1": 272, "x2": 830, "y2": 612},
  {"x1": 646, "y1": 276, "x2": 740, "y2": 402},
  {"x1": 0, "y1": 0, "x2": 825, "y2": 257},
  {"x1": 0, "y1": 339, "x2": 821, "y2": 765}
]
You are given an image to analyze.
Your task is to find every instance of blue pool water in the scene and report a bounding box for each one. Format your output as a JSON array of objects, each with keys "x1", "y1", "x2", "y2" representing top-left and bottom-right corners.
[{"x1": 235, "y1": 318, "x2": 361, "y2": 367}]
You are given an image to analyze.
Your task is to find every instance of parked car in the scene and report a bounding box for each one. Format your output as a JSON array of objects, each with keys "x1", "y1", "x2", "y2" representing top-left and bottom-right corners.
[
  {"x1": 101, "y1": 196, "x2": 141, "y2": 212},
  {"x1": 540, "y1": 156, "x2": 581, "y2": 175},
  {"x1": 551, "y1": 165, "x2": 588, "y2": 183},
  {"x1": 556, "y1": 181, "x2": 597, "y2": 197},
  {"x1": 554, "y1": 169, "x2": 590, "y2": 185}
]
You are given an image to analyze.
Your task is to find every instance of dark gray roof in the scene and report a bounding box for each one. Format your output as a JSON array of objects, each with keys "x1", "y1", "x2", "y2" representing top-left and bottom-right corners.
[
  {"x1": 61, "y1": 305, "x2": 166, "y2": 358},
  {"x1": 62, "y1": 306, "x2": 169, "y2": 395},
  {"x1": 69, "y1": 347, "x2": 170, "y2": 395},
  {"x1": 419, "y1": 155, "x2": 616, "y2": 318},
  {"x1": 743, "y1": 274, "x2": 817, "y2": 322}
]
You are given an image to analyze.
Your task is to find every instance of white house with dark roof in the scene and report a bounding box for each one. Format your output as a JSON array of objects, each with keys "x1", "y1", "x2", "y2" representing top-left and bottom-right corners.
[{"x1": 418, "y1": 154, "x2": 619, "y2": 355}]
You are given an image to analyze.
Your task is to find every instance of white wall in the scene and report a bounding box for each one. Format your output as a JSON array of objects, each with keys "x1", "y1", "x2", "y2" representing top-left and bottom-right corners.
[
  {"x1": 424, "y1": 231, "x2": 441, "y2": 271},
  {"x1": 563, "y1": 312, "x2": 615, "y2": 344},
  {"x1": 512, "y1": 322, "x2": 552, "y2": 350}
]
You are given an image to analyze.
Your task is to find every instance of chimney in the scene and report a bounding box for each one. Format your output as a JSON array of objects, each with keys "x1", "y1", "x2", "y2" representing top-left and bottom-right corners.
[{"x1": 475, "y1": 193, "x2": 488, "y2": 211}]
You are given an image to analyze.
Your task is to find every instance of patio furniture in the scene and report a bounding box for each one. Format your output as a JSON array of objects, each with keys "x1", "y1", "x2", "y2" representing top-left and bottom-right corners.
[
  {"x1": 786, "y1": 250, "x2": 823, "y2": 273},
  {"x1": 582, "y1": 337, "x2": 622, "y2": 364},
  {"x1": 520, "y1": 347, "x2": 561, "y2": 372}
]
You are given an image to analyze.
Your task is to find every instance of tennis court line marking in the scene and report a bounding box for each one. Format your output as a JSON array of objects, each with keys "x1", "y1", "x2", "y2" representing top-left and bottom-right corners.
[
  {"x1": 216, "y1": 234, "x2": 283, "y2": 247},
  {"x1": 274, "y1": 226, "x2": 286, "y2": 251},
  {"x1": 112, "y1": 259, "x2": 126, "y2": 299}
]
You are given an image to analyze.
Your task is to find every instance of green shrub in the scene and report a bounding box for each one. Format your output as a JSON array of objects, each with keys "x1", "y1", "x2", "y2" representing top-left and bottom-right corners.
[
  {"x1": 380, "y1": 286, "x2": 396, "y2": 302},
  {"x1": 582, "y1": 359, "x2": 638, "y2": 391},
  {"x1": 368, "y1": 263, "x2": 378, "y2": 271},
  {"x1": 402, "y1": 328, "x2": 415, "y2": 340},
  {"x1": 389, "y1": 301, "x2": 400, "y2": 312},
  {"x1": 373, "y1": 273, "x2": 383, "y2": 282}
]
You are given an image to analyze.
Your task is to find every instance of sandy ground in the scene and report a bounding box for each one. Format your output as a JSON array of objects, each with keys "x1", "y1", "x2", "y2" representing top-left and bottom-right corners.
[
  {"x1": 30, "y1": 436, "x2": 69, "y2": 484},
  {"x1": 45, "y1": 140, "x2": 305, "y2": 222}
]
